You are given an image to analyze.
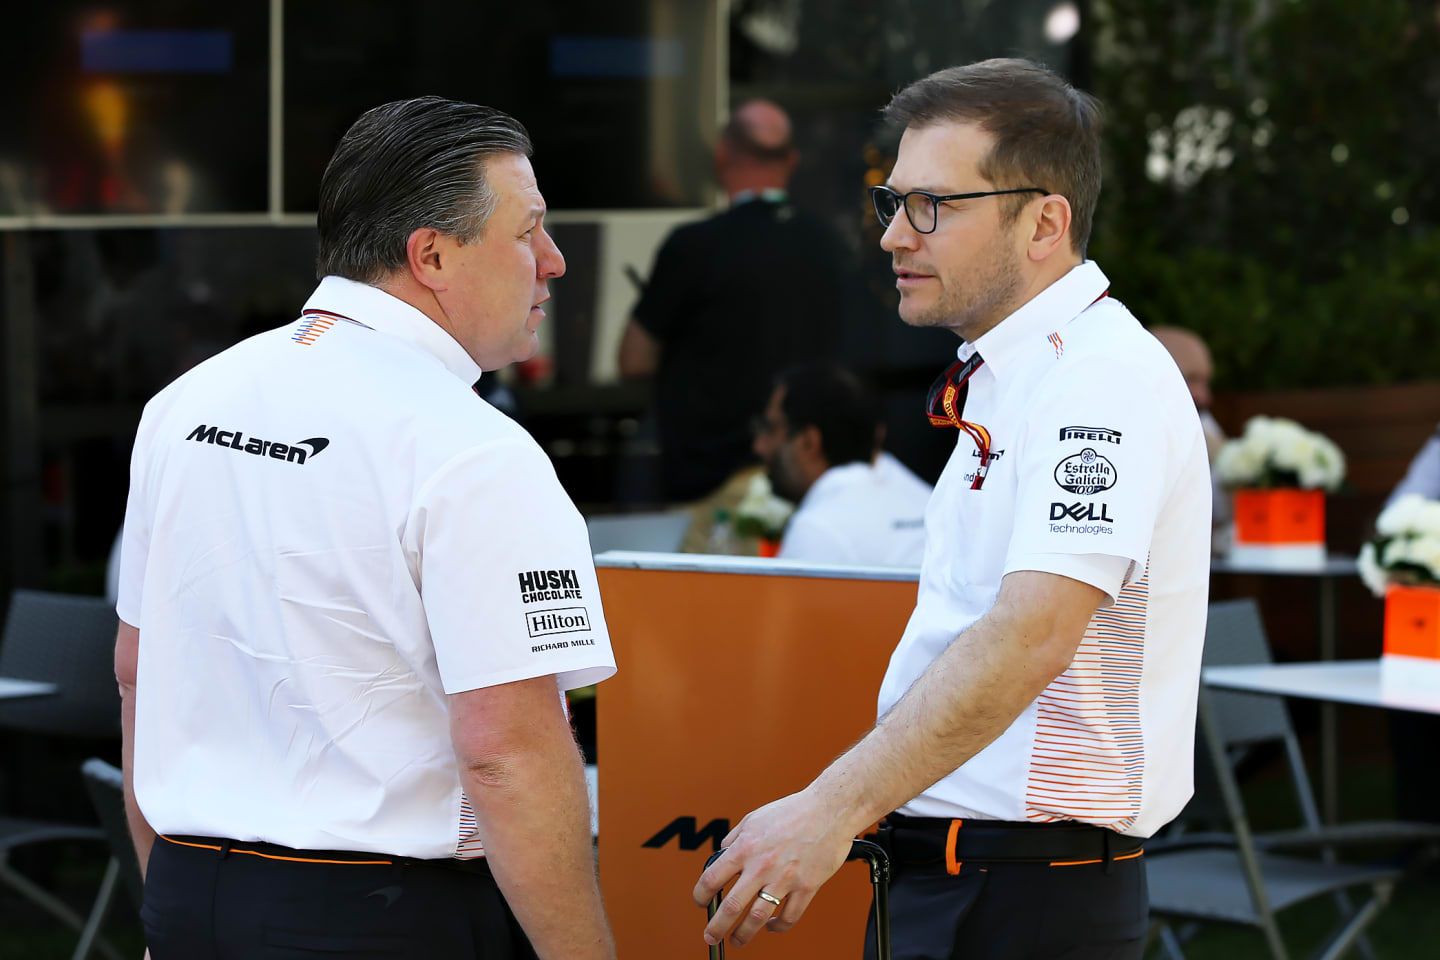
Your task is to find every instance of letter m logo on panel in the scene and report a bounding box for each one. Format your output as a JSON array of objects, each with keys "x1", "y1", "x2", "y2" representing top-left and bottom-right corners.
[{"x1": 641, "y1": 816, "x2": 731, "y2": 852}]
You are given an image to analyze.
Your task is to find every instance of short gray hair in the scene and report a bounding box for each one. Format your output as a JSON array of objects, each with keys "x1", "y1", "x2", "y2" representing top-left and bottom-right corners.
[{"x1": 316, "y1": 97, "x2": 533, "y2": 283}]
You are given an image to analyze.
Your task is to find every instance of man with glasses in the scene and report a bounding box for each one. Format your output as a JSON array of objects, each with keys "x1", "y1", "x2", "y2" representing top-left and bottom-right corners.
[{"x1": 696, "y1": 59, "x2": 1211, "y2": 959}]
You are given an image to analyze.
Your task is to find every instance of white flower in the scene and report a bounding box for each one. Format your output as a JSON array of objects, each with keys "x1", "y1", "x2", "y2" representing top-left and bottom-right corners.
[
  {"x1": 1416, "y1": 499, "x2": 1440, "y2": 538},
  {"x1": 734, "y1": 474, "x2": 794, "y2": 537},
  {"x1": 1215, "y1": 438, "x2": 1264, "y2": 486},
  {"x1": 1402, "y1": 535, "x2": 1440, "y2": 582},
  {"x1": 1377, "y1": 494, "x2": 1429, "y2": 537},
  {"x1": 1223, "y1": 415, "x2": 1346, "y2": 490},
  {"x1": 1358, "y1": 541, "x2": 1388, "y2": 597}
]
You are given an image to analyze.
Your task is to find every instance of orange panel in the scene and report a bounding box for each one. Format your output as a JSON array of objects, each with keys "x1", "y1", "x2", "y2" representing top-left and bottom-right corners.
[
  {"x1": 597, "y1": 566, "x2": 917, "y2": 958},
  {"x1": 1384, "y1": 584, "x2": 1440, "y2": 660},
  {"x1": 1233, "y1": 488, "x2": 1326, "y2": 544}
]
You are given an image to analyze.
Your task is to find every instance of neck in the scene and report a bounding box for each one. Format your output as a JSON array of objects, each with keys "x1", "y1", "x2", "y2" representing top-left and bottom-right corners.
[
  {"x1": 376, "y1": 273, "x2": 461, "y2": 344},
  {"x1": 722, "y1": 169, "x2": 789, "y2": 200},
  {"x1": 957, "y1": 252, "x2": 1083, "y2": 342}
]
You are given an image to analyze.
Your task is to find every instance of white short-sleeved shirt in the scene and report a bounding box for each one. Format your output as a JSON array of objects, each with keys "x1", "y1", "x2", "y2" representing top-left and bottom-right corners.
[
  {"x1": 778, "y1": 453, "x2": 931, "y2": 567},
  {"x1": 117, "y1": 276, "x2": 616, "y2": 859},
  {"x1": 875, "y1": 261, "x2": 1211, "y2": 839}
]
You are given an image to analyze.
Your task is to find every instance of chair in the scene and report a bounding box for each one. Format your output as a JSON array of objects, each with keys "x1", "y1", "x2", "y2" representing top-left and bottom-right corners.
[
  {"x1": 0, "y1": 589, "x2": 123, "y2": 960},
  {"x1": 585, "y1": 511, "x2": 691, "y2": 555},
  {"x1": 1147, "y1": 598, "x2": 1440, "y2": 960},
  {"x1": 72, "y1": 758, "x2": 143, "y2": 960}
]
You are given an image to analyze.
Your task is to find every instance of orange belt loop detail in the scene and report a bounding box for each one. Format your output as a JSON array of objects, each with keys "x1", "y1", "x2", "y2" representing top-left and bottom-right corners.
[{"x1": 945, "y1": 819, "x2": 963, "y2": 875}]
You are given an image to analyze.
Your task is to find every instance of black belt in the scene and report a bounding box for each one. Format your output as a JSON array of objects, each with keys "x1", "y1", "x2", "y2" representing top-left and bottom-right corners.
[
  {"x1": 876, "y1": 815, "x2": 1144, "y2": 872},
  {"x1": 162, "y1": 834, "x2": 493, "y2": 876}
]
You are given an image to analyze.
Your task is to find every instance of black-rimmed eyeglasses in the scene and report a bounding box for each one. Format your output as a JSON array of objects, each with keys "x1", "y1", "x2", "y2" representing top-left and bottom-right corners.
[{"x1": 869, "y1": 185, "x2": 1049, "y2": 234}]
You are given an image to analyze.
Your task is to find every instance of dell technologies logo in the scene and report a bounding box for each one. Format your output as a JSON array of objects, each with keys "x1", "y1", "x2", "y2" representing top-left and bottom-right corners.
[{"x1": 186, "y1": 425, "x2": 329, "y2": 465}]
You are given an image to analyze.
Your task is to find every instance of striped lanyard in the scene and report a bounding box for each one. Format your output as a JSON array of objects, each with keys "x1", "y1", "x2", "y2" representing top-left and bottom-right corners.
[
  {"x1": 925, "y1": 352, "x2": 993, "y2": 490},
  {"x1": 928, "y1": 289, "x2": 1110, "y2": 491}
]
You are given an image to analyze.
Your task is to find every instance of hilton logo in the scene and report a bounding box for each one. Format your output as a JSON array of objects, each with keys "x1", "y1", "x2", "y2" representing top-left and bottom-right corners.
[{"x1": 526, "y1": 607, "x2": 591, "y2": 639}]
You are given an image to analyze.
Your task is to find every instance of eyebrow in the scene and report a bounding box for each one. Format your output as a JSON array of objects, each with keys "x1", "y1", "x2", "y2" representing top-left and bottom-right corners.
[{"x1": 884, "y1": 182, "x2": 966, "y2": 194}]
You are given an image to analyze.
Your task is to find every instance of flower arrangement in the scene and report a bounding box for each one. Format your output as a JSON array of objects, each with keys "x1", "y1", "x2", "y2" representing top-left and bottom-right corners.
[
  {"x1": 1359, "y1": 494, "x2": 1440, "y2": 597},
  {"x1": 1214, "y1": 416, "x2": 1346, "y2": 491},
  {"x1": 732, "y1": 474, "x2": 795, "y2": 542}
]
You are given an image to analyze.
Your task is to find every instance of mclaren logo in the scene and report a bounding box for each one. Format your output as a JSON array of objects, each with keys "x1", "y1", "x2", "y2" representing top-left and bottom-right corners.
[{"x1": 185, "y1": 425, "x2": 330, "y2": 465}]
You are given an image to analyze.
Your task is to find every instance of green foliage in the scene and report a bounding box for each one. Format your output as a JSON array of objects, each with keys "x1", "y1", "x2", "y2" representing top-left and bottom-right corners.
[{"x1": 1090, "y1": 0, "x2": 1440, "y2": 388}]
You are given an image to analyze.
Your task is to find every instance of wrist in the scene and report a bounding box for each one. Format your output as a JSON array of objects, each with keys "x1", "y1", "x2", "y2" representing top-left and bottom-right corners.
[{"x1": 806, "y1": 761, "x2": 888, "y2": 839}]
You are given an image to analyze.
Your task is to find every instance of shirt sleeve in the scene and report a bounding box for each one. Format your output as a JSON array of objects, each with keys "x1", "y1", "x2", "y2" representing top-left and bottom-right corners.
[
  {"x1": 778, "y1": 511, "x2": 852, "y2": 564},
  {"x1": 116, "y1": 418, "x2": 154, "y2": 627},
  {"x1": 1004, "y1": 359, "x2": 1179, "y2": 602},
  {"x1": 631, "y1": 226, "x2": 696, "y2": 342},
  {"x1": 408, "y1": 438, "x2": 616, "y2": 695},
  {"x1": 1387, "y1": 429, "x2": 1440, "y2": 507}
]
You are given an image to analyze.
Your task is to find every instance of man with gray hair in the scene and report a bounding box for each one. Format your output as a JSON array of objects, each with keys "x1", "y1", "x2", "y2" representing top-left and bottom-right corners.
[{"x1": 116, "y1": 97, "x2": 617, "y2": 958}]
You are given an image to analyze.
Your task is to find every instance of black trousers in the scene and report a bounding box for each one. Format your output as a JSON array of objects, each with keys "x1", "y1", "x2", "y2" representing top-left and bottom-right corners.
[
  {"x1": 143, "y1": 836, "x2": 538, "y2": 960},
  {"x1": 864, "y1": 851, "x2": 1149, "y2": 959}
]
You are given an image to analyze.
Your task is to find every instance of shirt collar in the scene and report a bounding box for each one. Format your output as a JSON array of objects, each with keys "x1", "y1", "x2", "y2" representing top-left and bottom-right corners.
[
  {"x1": 958, "y1": 260, "x2": 1109, "y2": 379},
  {"x1": 303, "y1": 276, "x2": 483, "y2": 386},
  {"x1": 731, "y1": 188, "x2": 788, "y2": 207},
  {"x1": 798, "y1": 459, "x2": 873, "y2": 510}
]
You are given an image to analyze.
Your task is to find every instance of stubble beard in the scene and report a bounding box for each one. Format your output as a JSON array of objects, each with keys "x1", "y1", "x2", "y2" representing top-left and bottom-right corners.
[{"x1": 900, "y1": 244, "x2": 1024, "y2": 342}]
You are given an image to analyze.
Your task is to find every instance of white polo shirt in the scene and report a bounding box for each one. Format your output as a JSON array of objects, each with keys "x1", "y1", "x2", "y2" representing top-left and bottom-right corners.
[
  {"x1": 117, "y1": 276, "x2": 616, "y2": 859},
  {"x1": 778, "y1": 453, "x2": 931, "y2": 567},
  {"x1": 875, "y1": 261, "x2": 1210, "y2": 839}
]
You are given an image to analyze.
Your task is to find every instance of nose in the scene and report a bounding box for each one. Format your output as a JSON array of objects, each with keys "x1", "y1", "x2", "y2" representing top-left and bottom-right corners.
[
  {"x1": 537, "y1": 227, "x2": 566, "y2": 280},
  {"x1": 879, "y1": 212, "x2": 917, "y2": 254}
]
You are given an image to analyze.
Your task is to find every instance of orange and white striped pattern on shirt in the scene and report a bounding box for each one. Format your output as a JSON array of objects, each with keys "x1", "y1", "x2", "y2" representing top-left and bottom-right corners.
[
  {"x1": 1024, "y1": 563, "x2": 1150, "y2": 832},
  {"x1": 456, "y1": 794, "x2": 486, "y2": 859}
]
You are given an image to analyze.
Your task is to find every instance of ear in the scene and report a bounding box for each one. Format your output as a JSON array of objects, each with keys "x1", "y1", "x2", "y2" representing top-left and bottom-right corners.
[
  {"x1": 795, "y1": 424, "x2": 825, "y2": 461},
  {"x1": 1026, "y1": 194, "x2": 1074, "y2": 263},
  {"x1": 405, "y1": 227, "x2": 448, "y2": 292},
  {"x1": 781, "y1": 149, "x2": 800, "y2": 179}
]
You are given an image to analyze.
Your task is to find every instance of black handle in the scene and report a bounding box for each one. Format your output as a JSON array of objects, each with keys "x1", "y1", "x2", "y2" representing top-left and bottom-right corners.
[{"x1": 701, "y1": 840, "x2": 891, "y2": 960}]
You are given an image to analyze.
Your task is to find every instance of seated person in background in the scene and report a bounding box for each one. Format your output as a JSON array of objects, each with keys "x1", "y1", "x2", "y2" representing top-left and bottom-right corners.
[
  {"x1": 1386, "y1": 422, "x2": 1440, "y2": 506},
  {"x1": 753, "y1": 362, "x2": 931, "y2": 566},
  {"x1": 1152, "y1": 325, "x2": 1230, "y2": 551}
]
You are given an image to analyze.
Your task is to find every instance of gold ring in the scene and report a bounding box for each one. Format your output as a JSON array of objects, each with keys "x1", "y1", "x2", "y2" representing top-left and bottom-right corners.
[{"x1": 757, "y1": 890, "x2": 782, "y2": 906}]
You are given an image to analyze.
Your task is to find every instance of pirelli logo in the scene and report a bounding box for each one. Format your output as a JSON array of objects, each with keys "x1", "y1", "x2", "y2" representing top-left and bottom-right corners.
[{"x1": 1059, "y1": 425, "x2": 1122, "y2": 445}]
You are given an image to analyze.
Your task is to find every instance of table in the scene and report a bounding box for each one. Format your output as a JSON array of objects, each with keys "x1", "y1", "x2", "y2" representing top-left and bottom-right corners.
[
  {"x1": 1204, "y1": 660, "x2": 1440, "y2": 716},
  {"x1": 1211, "y1": 554, "x2": 1359, "y2": 823},
  {"x1": 0, "y1": 677, "x2": 57, "y2": 700}
]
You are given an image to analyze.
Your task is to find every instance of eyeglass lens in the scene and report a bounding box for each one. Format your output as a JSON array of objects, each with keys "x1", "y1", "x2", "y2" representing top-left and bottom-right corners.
[{"x1": 871, "y1": 189, "x2": 935, "y2": 233}]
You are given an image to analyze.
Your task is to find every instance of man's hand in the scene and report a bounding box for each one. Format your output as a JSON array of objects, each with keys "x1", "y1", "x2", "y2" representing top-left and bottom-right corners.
[{"x1": 692, "y1": 790, "x2": 853, "y2": 948}]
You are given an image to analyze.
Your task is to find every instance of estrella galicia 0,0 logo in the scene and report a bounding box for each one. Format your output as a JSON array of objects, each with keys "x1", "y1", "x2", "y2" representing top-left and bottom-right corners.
[{"x1": 1054, "y1": 447, "x2": 1117, "y2": 495}]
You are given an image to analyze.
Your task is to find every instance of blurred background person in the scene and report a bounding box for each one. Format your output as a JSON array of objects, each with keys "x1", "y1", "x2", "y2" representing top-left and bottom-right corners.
[
  {"x1": 1386, "y1": 422, "x2": 1440, "y2": 506},
  {"x1": 1152, "y1": 325, "x2": 1230, "y2": 552},
  {"x1": 617, "y1": 99, "x2": 855, "y2": 550},
  {"x1": 753, "y1": 361, "x2": 930, "y2": 566}
]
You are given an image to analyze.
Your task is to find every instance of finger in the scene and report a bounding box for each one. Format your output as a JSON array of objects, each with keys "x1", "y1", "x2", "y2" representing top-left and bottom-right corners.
[
  {"x1": 727, "y1": 887, "x2": 783, "y2": 948},
  {"x1": 721, "y1": 814, "x2": 747, "y2": 848},
  {"x1": 764, "y1": 886, "x2": 816, "y2": 934},
  {"x1": 692, "y1": 847, "x2": 740, "y2": 907},
  {"x1": 702, "y1": 869, "x2": 768, "y2": 946}
]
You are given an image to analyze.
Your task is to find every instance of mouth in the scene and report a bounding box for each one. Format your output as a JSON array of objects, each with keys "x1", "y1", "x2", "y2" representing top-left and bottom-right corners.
[{"x1": 894, "y1": 267, "x2": 934, "y2": 287}]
